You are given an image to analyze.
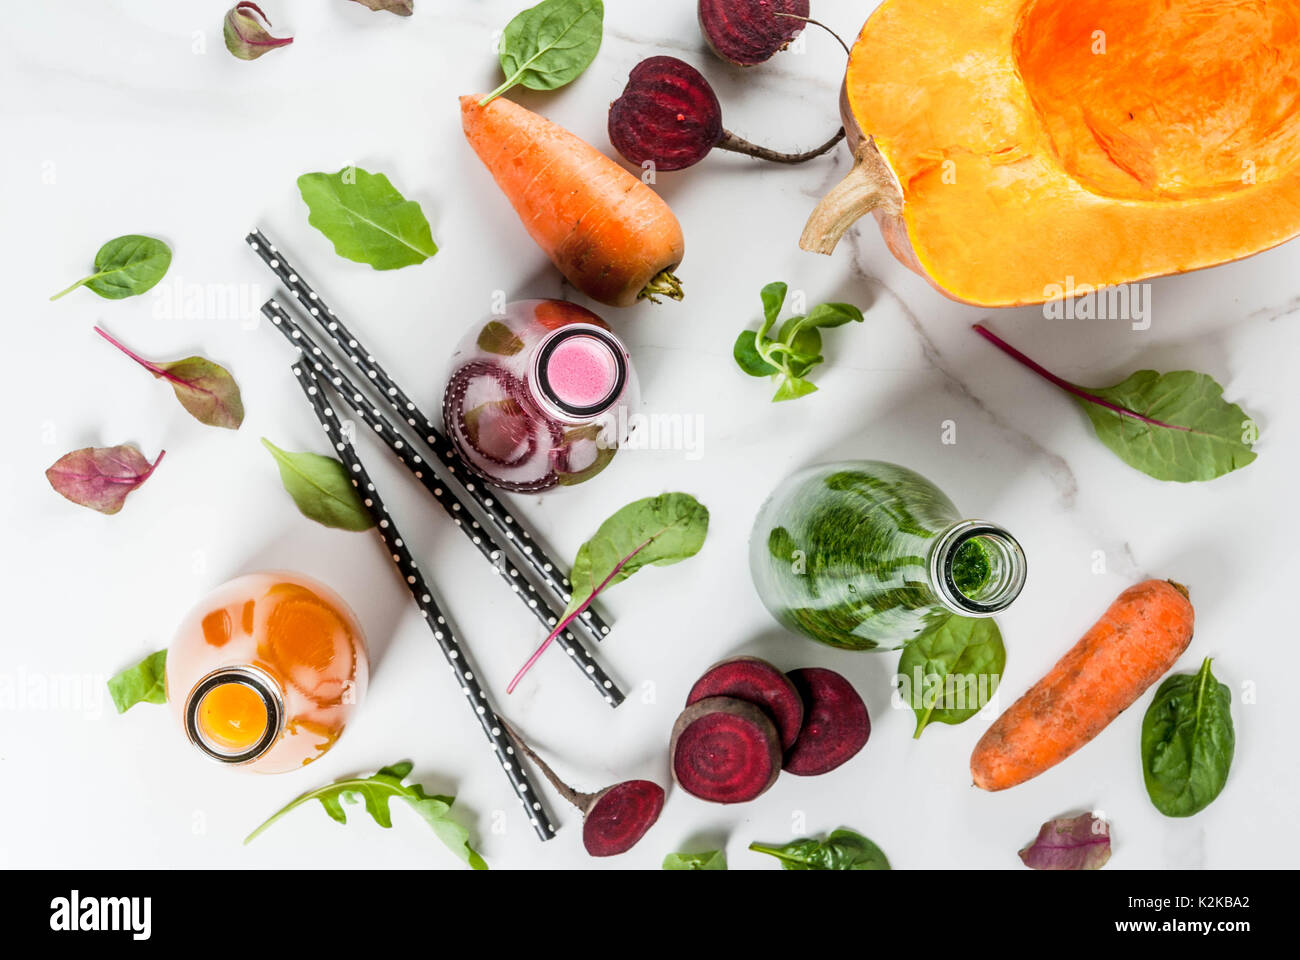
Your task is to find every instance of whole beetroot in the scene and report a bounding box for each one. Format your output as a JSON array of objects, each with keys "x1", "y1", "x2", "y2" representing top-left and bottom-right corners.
[{"x1": 609, "y1": 56, "x2": 843, "y2": 172}]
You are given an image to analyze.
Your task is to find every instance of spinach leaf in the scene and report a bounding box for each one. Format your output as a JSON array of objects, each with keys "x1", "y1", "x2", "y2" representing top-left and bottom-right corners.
[
  {"x1": 733, "y1": 281, "x2": 864, "y2": 402},
  {"x1": 1141, "y1": 657, "x2": 1235, "y2": 817},
  {"x1": 298, "y1": 167, "x2": 437, "y2": 270},
  {"x1": 261, "y1": 438, "x2": 375, "y2": 531},
  {"x1": 508, "y1": 493, "x2": 709, "y2": 691},
  {"x1": 750, "y1": 829, "x2": 890, "y2": 870},
  {"x1": 245, "y1": 761, "x2": 487, "y2": 869},
  {"x1": 1018, "y1": 812, "x2": 1111, "y2": 870},
  {"x1": 107, "y1": 649, "x2": 168, "y2": 713},
  {"x1": 483, "y1": 0, "x2": 604, "y2": 105},
  {"x1": 974, "y1": 324, "x2": 1257, "y2": 482},
  {"x1": 50, "y1": 235, "x2": 171, "y2": 301},
  {"x1": 663, "y1": 849, "x2": 727, "y2": 870},
  {"x1": 896, "y1": 616, "x2": 1004, "y2": 737}
]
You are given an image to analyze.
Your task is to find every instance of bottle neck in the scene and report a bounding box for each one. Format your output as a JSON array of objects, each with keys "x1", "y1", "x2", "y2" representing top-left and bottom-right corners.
[
  {"x1": 183, "y1": 665, "x2": 284, "y2": 766},
  {"x1": 528, "y1": 324, "x2": 628, "y2": 423},
  {"x1": 928, "y1": 520, "x2": 1027, "y2": 617}
]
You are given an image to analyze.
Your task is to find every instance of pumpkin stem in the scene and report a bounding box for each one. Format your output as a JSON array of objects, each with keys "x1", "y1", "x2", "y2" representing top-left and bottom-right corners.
[{"x1": 800, "y1": 138, "x2": 903, "y2": 255}]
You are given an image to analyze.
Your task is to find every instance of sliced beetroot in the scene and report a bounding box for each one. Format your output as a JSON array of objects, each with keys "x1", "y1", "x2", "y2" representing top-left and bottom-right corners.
[
  {"x1": 670, "y1": 696, "x2": 782, "y2": 803},
  {"x1": 583, "y1": 780, "x2": 666, "y2": 857},
  {"x1": 698, "y1": 0, "x2": 809, "y2": 67},
  {"x1": 783, "y1": 667, "x2": 870, "y2": 776},
  {"x1": 609, "y1": 55, "x2": 844, "y2": 172},
  {"x1": 503, "y1": 721, "x2": 663, "y2": 857},
  {"x1": 609, "y1": 57, "x2": 724, "y2": 172},
  {"x1": 686, "y1": 656, "x2": 804, "y2": 751}
]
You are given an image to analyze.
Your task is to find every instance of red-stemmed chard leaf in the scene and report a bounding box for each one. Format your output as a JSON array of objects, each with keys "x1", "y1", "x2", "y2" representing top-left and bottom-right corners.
[
  {"x1": 1018, "y1": 812, "x2": 1111, "y2": 870},
  {"x1": 46, "y1": 445, "x2": 165, "y2": 515},
  {"x1": 95, "y1": 327, "x2": 244, "y2": 430},
  {"x1": 973, "y1": 323, "x2": 1257, "y2": 482},
  {"x1": 507, "y1": 493, "x2": 709, "y2": 693},
  {"x1": 223, "y1": 3, "x2": 294, "y2": 60},
  {"x1": 349, "y1": 0, "x2": 414, "y2": 14}
]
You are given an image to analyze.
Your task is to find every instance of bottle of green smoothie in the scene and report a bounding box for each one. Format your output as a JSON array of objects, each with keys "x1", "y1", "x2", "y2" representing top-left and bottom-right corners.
[{"x1": 749, "y1": 461, "x2": 1026, "y2": 651}]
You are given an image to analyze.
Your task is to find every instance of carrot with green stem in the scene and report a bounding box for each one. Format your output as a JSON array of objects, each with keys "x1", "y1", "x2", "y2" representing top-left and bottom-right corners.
[
  {"x1": 460, "y1": 95, "x2": 685, "y2": 308},
  {"x1": 971, "y1": 579, "x2": 1195, "y2": 791}
]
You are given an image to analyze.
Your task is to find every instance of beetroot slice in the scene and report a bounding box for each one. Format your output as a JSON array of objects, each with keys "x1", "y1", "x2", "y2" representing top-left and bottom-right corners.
[
  {"x1": 582, "y1": 780, "x2": 665, "y2": 857},
  {"x1": 609, "y1": 56, "x2": 724, "y2": 172},
  {"x1": 783, "y1": 667, "x2": 870, "y2": 776},
  {"x1": 698, "y1": 0, "x2": 809, "y2": 67},
  {"x1": 670, "y1": 696, "x2": 782, "y2": 803},
  {"x1": 686, "y1": 656, "x2": 804, "y2": 751}
]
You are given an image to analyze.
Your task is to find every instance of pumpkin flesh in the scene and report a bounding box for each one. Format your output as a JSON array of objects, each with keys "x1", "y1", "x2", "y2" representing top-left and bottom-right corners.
[{"x1": 808, "y1": 0, "x2": 1300, "y2": 306}]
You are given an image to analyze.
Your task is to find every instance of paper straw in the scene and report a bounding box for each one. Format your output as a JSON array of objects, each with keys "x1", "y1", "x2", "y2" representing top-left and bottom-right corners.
[
  {"x1": 246, "y1": 229, "x2": 615, "y2": 647},
  {"x1": 263, "y1": 297, "x2": 624, "y2": 707},
  {"x1": 287, "y1": 357, "x2": 558, "y2": 842}
]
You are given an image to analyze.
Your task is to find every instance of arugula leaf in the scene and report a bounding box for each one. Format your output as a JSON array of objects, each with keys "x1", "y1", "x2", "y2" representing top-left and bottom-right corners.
[
  {"x1": 896, "y1": 616, "x2": 1004, "y2": 738},
  {"x1": 298, "y1": 167, "x2": 437, "y2": 270},
  {"x1": 1018, "y1": 812, "x2": 1111, "y2": 870},
  {"x1": 508, "y1": 493, "x2": 709, "y2": 691},
  {"x1": 483, "y1": 0, "x2": 605, "y2": 105},
  {"x1": 50, "y1": 235, "x2": 171, "y2": 301},
  {"x1": 46, "y1": 445, "x2": 165, "y2": 515},
  {"x1": 663, "y1": 849, "x2": 727, "y2": 870},
  {"x1": 107, "y1": 650, "x2": 168, "y2": 713},
  {"x1": 1141, "y1": 657, "x2": 1235, "y2": 817},
  {"x1": 733, "y1": 282, "x2": 864, "y2": 402},
  {"x1": 95, "y1": 327, "x2": 244, "y2": 430},
  {"x1": 245, "y1": 761, "x2": 487, "y2": 869},
  {"x1": 974, "y1": 323, "x2": 1258, "y2": 482},
  {"x1": 261, "y1": 438, "x2": 376, "y2": 531},
  {"x1": 750, "y1": 829, "x2": 890, "y2": 870}
]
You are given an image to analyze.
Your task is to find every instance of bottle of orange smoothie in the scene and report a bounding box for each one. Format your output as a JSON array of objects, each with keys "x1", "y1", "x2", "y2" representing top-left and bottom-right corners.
[{"x1": 166, "y1": 572, "x2": 368, "y2": 773}]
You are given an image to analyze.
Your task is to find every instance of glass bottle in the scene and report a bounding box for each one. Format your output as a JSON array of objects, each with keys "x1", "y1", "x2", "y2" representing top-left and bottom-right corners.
[
  {"x1": 442, "y1": 299, "x2": 640, "y2": 492},
  {"x1": 166, "y1": 572, "x2": 368, "y2": 773},
  {"x1": 749, "y1": 461, "x2": 1027, "y2": 651}
]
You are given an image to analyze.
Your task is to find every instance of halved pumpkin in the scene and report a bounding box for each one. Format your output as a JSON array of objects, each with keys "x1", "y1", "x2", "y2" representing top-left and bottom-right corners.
[{"x1": 802, "y1": 0, "x2": 1300, "y2": 306}]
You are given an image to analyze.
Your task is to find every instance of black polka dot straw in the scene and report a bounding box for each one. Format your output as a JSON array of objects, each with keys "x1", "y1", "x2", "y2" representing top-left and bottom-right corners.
[
  {"x1": 263, "y1": 298, "x2": 624, "y2": 708},
  {"x1": 289, "y1": 358, "x2": 558, "y2": 842},
  {"x1": 246, "y1": 229, "x2": 615, "y2": 646}
]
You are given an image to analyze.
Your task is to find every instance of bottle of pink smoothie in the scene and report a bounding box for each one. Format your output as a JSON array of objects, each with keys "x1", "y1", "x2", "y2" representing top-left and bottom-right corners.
[{"x1": 442, "y1": 300, "x2": 640, "y2": 491}]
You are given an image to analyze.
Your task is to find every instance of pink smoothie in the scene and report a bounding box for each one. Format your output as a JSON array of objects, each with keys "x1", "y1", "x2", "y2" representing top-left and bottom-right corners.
[{"x1": 546, "y1": 335, "x2": 619, "y2": 408}]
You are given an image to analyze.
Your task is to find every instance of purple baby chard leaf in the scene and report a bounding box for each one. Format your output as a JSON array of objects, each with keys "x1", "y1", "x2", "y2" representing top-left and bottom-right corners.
[
  {"x1": 95, "y1": 327, "x2": 244, "y2": 430},
  {"x1": 349, "y1": 0, "x2": 414, "y2": 14},
  {"x1": 1018, "y1": 812, "x2": 1111, "y2": 870},
  {"x1": 507, "y1": 493, "x2": 709, "y2": 693},
  {"x1": 46, "y1": 446, "x2": 165, "y2": 515},
  {"x1": 223, "y1": 3, "x2": 294, "y2": 60}
]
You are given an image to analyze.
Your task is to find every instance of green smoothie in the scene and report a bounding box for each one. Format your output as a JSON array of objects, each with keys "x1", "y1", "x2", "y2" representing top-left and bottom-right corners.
[{"x1": 749, "y1": 461, "x2": 1026, "y2": 651}]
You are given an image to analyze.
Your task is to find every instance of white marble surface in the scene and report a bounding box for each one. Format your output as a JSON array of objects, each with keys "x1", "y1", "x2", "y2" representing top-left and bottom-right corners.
[{"x1": 2, "y1": 0, "x2": 1297, "y2": 870}]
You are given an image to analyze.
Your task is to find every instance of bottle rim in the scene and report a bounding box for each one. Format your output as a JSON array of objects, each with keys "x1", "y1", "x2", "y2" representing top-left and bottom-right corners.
[
  {"x1": 530, "y1": 324, "x2": 628, "y2": 421},
  {"x1": 928, "y1": 520, "x2": 1027, "y2": 617},
  {"x1": 183, "y1": 665, "x2": 285, "y2": 766}
]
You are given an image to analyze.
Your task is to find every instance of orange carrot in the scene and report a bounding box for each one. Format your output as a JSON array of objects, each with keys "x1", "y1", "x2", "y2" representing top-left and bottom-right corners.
[
  {"x1": 971, "y1": 579, "x2": 1194, "y2": 792},
  {"x1": 460, "y1": 94, "x2": 685, "y2": 308}
]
